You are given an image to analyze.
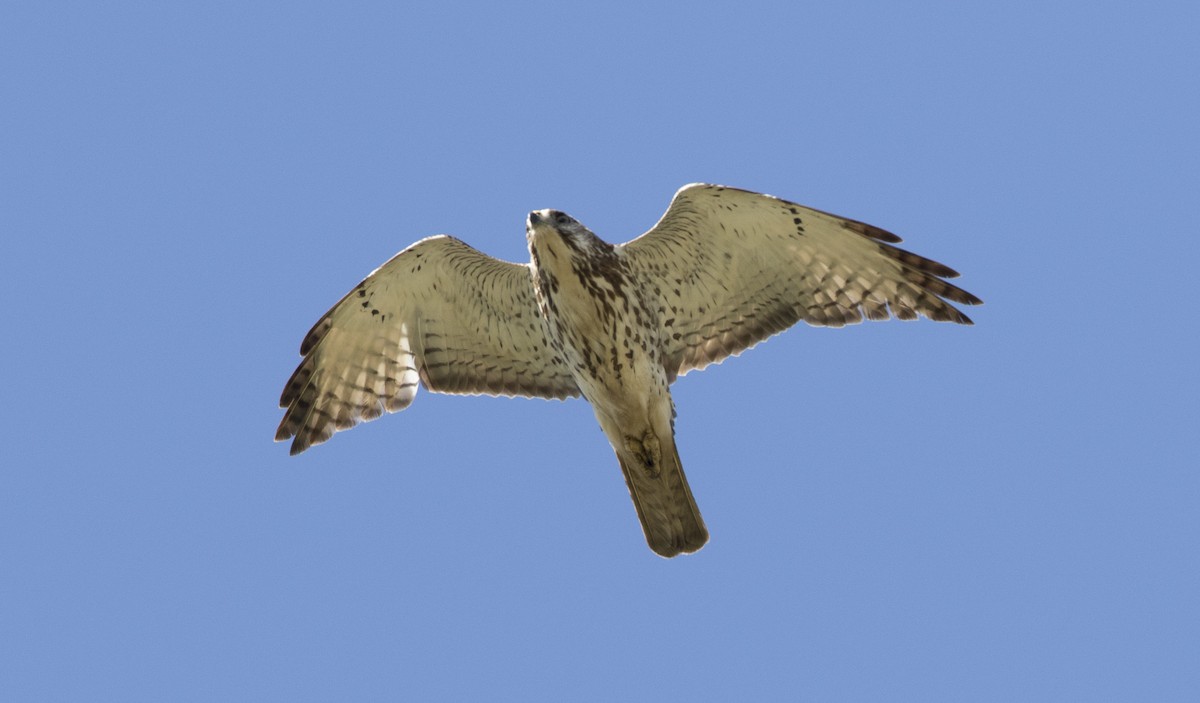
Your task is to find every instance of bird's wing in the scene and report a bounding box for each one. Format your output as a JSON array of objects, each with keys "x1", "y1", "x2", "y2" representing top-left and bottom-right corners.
[
  {"x1": 619, "y1": 184, "x2": 982, "y2": 379},
  {"x1": 277, "y1": 235, "x2": 580, "y2": 454}
]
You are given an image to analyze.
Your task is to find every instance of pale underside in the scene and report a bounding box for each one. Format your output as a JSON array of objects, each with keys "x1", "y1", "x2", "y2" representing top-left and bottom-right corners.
[{"x1": 276, "y1": 183, "x2": 981, "y2": 455}]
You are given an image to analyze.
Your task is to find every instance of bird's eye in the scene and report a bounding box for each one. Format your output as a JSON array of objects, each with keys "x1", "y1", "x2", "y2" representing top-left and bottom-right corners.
[{"x1": 554, "y1": 213, "x2": 571, "y2": 226}]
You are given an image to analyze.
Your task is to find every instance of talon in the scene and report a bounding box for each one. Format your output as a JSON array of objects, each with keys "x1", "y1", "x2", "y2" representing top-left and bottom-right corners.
[
  {"x1": 625, "y1": 433, "x2": 663, "y2": 479},
  {"x1": 643, "y1": 431, "x2": 662, "y2": 468}
]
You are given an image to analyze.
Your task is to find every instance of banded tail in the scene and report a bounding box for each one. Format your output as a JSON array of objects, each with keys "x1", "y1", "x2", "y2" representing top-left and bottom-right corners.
[{"x1": 616, "y1": 432, "x2": 708, "y2": 557}]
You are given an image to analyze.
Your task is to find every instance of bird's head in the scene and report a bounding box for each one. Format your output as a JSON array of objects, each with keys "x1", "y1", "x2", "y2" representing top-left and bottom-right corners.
[{"x1": 526, "y1": 209, "x2": 613, "y2": 263}]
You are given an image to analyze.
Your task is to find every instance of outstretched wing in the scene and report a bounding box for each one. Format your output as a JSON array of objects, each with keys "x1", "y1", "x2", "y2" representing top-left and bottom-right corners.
[
  {"x1": 619, "y1": 184, "x2": 982, "y2": 378},
  {"x1": 276, "y1": 235, "x2": 580, "y2": 454}
]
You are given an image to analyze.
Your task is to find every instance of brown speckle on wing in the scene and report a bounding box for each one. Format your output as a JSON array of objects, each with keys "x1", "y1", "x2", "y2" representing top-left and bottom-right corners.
[
  {"x1": 276, "y1": 235, "x2": 580, "y2": 455},
  {"x1": 619, "y1": 184, "x2": 982, "y2": 377}
]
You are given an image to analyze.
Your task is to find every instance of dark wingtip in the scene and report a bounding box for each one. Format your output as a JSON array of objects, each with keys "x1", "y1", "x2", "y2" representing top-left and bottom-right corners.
[
  {"x1": 299, "y1": 317, "x2": 333, "y2": 356},
  {"x1": 843, "y1": 219, "x2": 903, "y2": 243}
]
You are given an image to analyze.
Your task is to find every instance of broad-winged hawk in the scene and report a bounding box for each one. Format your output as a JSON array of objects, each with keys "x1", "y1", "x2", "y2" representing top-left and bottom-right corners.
[{"x1": 276, "y1": 184, "x2": 981, "y2": 557}]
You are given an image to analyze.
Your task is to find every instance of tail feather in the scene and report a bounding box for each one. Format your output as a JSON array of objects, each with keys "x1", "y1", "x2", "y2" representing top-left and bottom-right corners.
[{"x1": 617, "y1": 439, "x2": 708, "y2": 557}]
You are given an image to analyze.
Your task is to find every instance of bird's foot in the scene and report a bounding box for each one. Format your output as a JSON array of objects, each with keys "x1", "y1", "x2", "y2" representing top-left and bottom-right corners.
[{"x1": 624, "y1": 431, "x2": 662, "y2": 479}]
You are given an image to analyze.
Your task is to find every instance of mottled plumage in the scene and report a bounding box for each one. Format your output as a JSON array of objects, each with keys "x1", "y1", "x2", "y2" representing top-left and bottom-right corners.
[{"x1": 276, "y1": 184, "x2": 981, "y2": 557}]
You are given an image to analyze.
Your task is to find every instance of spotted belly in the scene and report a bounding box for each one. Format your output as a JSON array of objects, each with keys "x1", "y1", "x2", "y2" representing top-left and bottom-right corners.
[{"x1": 542, "y1": 281, "x2": 668, "y2": 421}]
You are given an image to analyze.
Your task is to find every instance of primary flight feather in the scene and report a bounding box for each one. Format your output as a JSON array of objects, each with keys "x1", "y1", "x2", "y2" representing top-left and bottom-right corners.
[{"x1": 277, "y1": 184, "x2": 981, "y2": 557}]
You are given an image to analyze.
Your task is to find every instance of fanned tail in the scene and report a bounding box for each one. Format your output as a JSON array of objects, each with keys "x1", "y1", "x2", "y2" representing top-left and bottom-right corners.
[{"x1": 617, "y1": 436, "x2": 708, "y2": 558}]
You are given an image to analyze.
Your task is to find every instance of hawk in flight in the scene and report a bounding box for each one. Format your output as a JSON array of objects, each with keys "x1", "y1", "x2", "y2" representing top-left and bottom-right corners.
[{"x1": 276, "y1": 184, "x2": 981, "y2": 557}]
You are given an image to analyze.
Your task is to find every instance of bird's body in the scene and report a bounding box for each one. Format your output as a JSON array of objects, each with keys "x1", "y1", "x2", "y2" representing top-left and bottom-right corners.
[
  {"x1": 527, "y1": 210, "x2": 706, "y2": 555},
  {"x1": 277, "y1": 184, "x2": 981, "y2": 557}
]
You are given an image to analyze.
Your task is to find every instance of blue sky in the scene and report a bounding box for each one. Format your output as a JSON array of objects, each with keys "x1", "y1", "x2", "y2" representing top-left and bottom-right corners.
[{"x1": 3, "y1": 1, "x2": 1197, "y2": 700}]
